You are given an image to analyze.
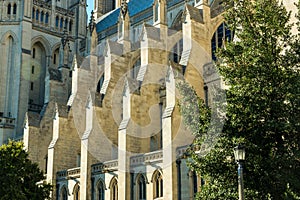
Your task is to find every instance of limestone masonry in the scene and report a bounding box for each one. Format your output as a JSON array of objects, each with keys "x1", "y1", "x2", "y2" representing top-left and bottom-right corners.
[{"x1": 0, "y1": 0, "x2": 297, "y2": 199}]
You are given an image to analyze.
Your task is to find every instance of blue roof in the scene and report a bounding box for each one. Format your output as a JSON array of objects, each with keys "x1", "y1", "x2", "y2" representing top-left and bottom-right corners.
[
  {"x1": 167, "y1": 0, "x2": 184, "y2": 7},
  {"x1": 96, "y1": 0, "x2": 154, "y2": 33}
]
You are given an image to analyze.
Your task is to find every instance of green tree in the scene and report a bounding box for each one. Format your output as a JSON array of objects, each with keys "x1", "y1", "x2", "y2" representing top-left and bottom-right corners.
[
  {"x1": 0, "y1": 141, "x2": 52, "y2": 200},
  {"x1": 178, "y1": 0, "x2": 300, "y2": 199}
]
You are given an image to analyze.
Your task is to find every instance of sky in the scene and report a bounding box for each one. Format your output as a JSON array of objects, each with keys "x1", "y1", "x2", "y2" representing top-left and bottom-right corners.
[{"x1": 87, "y1": 0, "x2": 94, "y2": 19}]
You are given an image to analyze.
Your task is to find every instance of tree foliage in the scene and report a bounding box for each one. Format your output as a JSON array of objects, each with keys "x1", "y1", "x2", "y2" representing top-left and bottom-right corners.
[
  {"x1": 0, "y1": 141, "x2": 52, "y2": 200},
  {"x1": 178, "y1": 0, "x2": 300, "y2": 199}
]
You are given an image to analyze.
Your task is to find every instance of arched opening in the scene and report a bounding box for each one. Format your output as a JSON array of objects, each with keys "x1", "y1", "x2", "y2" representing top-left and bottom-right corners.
[
  {"x1": 152, "y1": 170, "x2": 163, "y2": 198},
  {"x1": 45, "y1": 12, "x2": 49, "y2": 24},
  {"x1": 29, "y1": 42, "x2": 47, "y2": 112},
  {"x1": 60, "y1": 17, "x2": 64, "y2": 29},
  {"x1": 7, "y1": 3, "x2": 11, "y2": 15},
  {"x1": 41, "y1": 11, "x2": 44, "y2": 22},
  {"x1": 211, "y1": 22, "x2": 232, "y2": 60},
  {"x1": 136, "y1": 174, "x2": 146, "y2": 200},
  {"x1": 97, "y1": 180, "x2": 105, "y2": 200},
  {"x1": 110, "y1": 177, "x2": 118, "y2": 200},
  {"x1": 73, "y1": 184, "x2": 80, "y2": 200},
  {"x1": 0, "y1": 35, "x2": 16, "y2": 117},
  {"x1": 60, "y1": 186, "x2": 68, "y2": 200},
  {"x1": 13, "y1": 4, "x2": 17, "y2": 15},
  {"x1": 36, "y1": 9, "x2": 39, "y2": 21},
  {"x1": 56, "y1": 16, "x2": 59, "y2": 27},
  {"x1": 53, "y1": 48, "x2": 60, "y2": 67}
]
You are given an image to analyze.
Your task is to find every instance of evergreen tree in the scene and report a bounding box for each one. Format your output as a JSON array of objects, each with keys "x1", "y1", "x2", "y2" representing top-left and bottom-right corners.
[
  {"x1": 178, "y1": 0, "x2": 300, "y2": 199},
  {"x1": 0, "y1": 141, "x2": 52, "y2": 200}
]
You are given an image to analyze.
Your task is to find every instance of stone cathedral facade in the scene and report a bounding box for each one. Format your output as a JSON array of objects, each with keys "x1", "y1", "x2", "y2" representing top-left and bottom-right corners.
[
  {"x1": 0, "y1": 0, "x2": 297, "y2": 200},
  {"x1": 0, "y1": 0, "x2": 87, "y2": 144}
]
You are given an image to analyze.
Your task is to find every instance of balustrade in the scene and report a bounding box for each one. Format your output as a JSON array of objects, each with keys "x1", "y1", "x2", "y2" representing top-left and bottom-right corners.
[{"x1": 0, "y1": 116, "x2": 15, "y2": 129}]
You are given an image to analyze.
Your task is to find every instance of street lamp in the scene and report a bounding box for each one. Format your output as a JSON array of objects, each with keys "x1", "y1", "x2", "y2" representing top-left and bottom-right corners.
[{"x1": 234, "y1": 144, "x2": 245, "y2": 200}]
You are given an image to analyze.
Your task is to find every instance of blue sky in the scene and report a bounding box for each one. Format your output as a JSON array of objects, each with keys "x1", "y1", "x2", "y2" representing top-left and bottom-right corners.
[{"x1": 87, "y1": 0, "x2": 94, "y2": 19}]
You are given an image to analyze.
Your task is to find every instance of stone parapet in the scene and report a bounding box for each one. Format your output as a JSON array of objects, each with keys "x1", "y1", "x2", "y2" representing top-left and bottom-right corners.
[{"x1": 0, "y1": 116, "x2": 15, "y2": 129}]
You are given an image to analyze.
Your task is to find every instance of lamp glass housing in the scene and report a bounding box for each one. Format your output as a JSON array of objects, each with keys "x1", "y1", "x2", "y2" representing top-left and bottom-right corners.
[{"x1": 234, "y1": 145, "x2": 245, "y2": 162}]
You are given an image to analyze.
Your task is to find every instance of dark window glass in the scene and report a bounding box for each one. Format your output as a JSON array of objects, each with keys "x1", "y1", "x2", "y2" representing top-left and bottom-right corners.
[
  {"x1": 56, "y1": 16, "x2": 59, "y2": 27},
  {"x1": 41, "y1": 11, "x2": 44, "y2": 22},
  {"x1": 13, "y1": 4, "x2": 17, "y2": 14},
  {"x1": 32, "y1": 8, "x2": 35, "y2": 19},
  {"x1": 60, "y1": 17, "x2": 63, "y2": 28},
  {"x1": 53, "y1": 53, "x2": 56, "y2": 64},
  {"x1": 32, "y1": 48, "x2": 36, "y2": 58},
  {"x1": 64, "y1": 19, "x2": 68, "y2": 29},
  {"x1": 7, "y1": 4, "x2": 11, "y2": 14},
  {"x1": 69, "y1": 20, "x2": 72, "y2": 31},
  {"x1": 98, "y1": 181, "x2": 104, "y2": 200},
  {"x1": 45, "y1": 13, "x2": 49, "y2": 24},
  {"x1": 153, "y1": 171, "x2": 163, "y2": 198},
  {"x1": 36, "y1": 10, "x2": 39, "y2": 20},
  {"x1": 138, "y1": 175, "x2": 146, "y2": 200},
  {"x1": 61, "y1": 187, "x2": 67, "y2": 200}
]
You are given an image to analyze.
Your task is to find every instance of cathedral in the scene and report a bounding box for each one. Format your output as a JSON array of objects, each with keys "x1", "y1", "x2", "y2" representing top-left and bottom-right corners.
[{"x1": 0, "y1": 0, "x2": 297, "y2": 199}]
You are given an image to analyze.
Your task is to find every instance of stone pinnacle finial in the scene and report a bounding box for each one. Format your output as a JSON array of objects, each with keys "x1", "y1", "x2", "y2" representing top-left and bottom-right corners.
[
  {"x1": 89, "y1": 10, "x2": 96, "y2": 34},
  {"x1": 121, "y1": 0, "x2": 128, "y2": 18}
]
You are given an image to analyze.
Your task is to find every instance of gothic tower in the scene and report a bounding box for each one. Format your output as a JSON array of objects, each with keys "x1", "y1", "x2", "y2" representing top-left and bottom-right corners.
[
  {"x1": 94, "y1": 0, "x2": 129, "y2": 18},
  {"x1": 0, "y1": 0, "x2": 88, "y2": 144}
]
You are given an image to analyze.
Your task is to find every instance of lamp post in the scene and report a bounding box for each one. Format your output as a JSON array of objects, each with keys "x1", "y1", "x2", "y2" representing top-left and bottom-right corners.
[{"x1": 234, "y1": 144, "x2": 245, "y2": 200}]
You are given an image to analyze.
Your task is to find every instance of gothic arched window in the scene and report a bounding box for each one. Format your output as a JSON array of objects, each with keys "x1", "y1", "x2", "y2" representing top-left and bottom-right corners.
[
  {"x1": 36, "y1": 10, "x2": 39, "y2": 21},
  {"x1": 13, "y1": 4, "x2": 17, "y2": 15},
  {"x1": 73, "y1": 184, "x2": 80, "y2": 200},
  {"x1": 60, "y1": 17, "x2": 63, "y2": 28},
  {"x1": 41, "y1": 11, "x2": 44, "y2": 22},
  {"x1": 56, "y1": 16, "x2": 59, "y2": 27},
  {"x1": 45, "y1": 13, "x2": 49, "y2": 24},
  {"x1": 110, "y1": 178, "x2": 118, "y2": 200},
  {"x1": 152, "y1": 170, "x2": 163, "y2": 198},
  {"x1": 97, "y1": 180, "x2": 105, "y2": 200},
  {"x1": 7, "y1": 3, "x2": 11, "y2": 14},
  {"x1": 137, "y1": 175, "x2": 146, "y2": 200},
  {"x1": 61, "y1": 186, "x2": 68, "y2": 200},
  {"x1": 211, "y1": 22, "x2": 232, "y2": 60},
  {"x1": 64, "y1": 19, "x2": 68, "y2": 30}
]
